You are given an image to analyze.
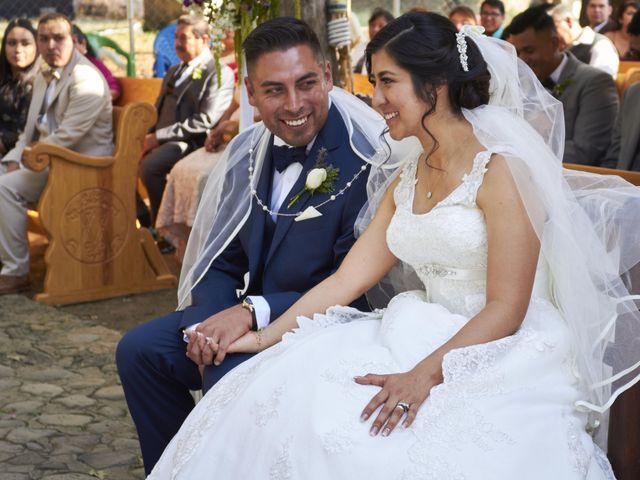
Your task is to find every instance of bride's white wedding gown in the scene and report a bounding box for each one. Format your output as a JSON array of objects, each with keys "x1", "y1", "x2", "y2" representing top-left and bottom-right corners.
[{"x1": 149, "y1": 152, "x2": 615, "y2": 479}]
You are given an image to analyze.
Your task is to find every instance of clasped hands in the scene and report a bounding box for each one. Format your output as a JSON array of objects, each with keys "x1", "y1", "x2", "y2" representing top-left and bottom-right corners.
[
  {"x1": 185, "y1": 305, "x2": 440, "y2": 438},
  {"x1": 185, "y1": 304, "x2": 260, "y2": 367}
]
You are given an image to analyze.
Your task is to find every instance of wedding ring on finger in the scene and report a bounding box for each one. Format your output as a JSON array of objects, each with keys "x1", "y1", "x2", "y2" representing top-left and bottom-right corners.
[{"x1": 395, "y1": 402, "x2": 410, "y2": 414}]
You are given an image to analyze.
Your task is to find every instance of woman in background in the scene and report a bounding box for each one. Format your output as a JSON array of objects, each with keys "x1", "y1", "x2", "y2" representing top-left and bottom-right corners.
[
  {"x1": 0, "y1": 18, "x2": 38, "y2": 159},
  {"x1": 606, "y1": 0, "x2": 639, "y2": 58},
  {"x1": 72, "y1": 25, "x2": 121, "y2": 102}
]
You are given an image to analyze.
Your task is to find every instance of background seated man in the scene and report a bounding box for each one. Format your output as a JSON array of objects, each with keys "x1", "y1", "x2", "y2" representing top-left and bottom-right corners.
[
  {"x1": 353, "y1": 8, "x2": 394, "y2": 74},
  {"x1": 508, "y1": 6, "x2": 619, "y2": 166},
  {"x1": 550, "y1": 4, "x2": 619, "y2": 77},
  {"x1": 137, "y1": 14, "x2": 234, "y2": 229},
  {"x1": 480, "y1": 0, "x2": 506, "y2": 38},
  {"x1": 602, "y1": 81, "x2": 640, "y2": 170},
  {"x1": 586, "y1": 0, "x2": 616, "y2": 33},
  {"x1": 0, "y1": 12, "x2": 113, "y2": 294}
]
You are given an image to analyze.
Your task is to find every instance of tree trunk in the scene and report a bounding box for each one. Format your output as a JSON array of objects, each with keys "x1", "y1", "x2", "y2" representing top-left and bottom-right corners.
[
  {"x1": 280, "y1": 0, "x2": 340, "y2": 85},
  {"x1": 143, "y1": 0, "x2": 184, "y2": 31}
]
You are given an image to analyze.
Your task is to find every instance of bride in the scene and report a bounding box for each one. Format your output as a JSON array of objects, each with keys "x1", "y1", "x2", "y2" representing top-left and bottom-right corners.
[{"x1": 149, "y1": 12, "x2": 640, "y2": 479}]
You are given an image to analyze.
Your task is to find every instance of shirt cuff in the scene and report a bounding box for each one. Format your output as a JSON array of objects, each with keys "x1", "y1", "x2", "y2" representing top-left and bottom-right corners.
[
  {"x1": 248, "y1": 295, "x2": 271, "y2": 330},
  {"x1": 183, "y1": 323, "x2": 200, "y2": 343}
]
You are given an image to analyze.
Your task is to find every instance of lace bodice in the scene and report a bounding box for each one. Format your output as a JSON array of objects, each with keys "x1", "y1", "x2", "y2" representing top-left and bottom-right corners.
[{"x1": 387, "y1": 151, "x2": 552, "y2": 316}]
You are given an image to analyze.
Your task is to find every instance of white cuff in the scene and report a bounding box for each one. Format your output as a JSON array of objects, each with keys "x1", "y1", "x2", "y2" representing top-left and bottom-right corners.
[
  {"x1": 248, "y1": 295, "x2": 271, "y2": 330},
  {"x1": 183, "y1": 323, "x2": 200, "y2": 343}
]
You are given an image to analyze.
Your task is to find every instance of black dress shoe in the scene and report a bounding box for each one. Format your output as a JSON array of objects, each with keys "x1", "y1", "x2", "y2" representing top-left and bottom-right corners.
[{"x1": 0, "y1": 274, "x2": 31, "y2": 294}]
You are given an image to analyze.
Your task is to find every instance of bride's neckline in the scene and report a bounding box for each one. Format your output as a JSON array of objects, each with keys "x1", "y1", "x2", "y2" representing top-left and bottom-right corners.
[{"x1": 409, "y1": 150, "x2": 490, "y2": 217}]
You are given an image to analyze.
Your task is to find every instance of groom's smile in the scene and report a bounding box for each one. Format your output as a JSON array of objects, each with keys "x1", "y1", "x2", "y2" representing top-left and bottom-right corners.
[{"x1": 245, "y1": 44, "x2": 333, "y2": 147}]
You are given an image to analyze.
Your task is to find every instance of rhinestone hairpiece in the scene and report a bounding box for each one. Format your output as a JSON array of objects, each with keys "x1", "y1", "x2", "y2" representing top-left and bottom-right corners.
[{"x1": 455, "y1": 31, "x2": 469, "y2": 72}]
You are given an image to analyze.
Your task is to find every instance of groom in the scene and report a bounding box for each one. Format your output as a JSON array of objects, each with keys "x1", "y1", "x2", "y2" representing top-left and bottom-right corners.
[{"x1": 116, "y1": 17, "x2": 372, "y2": 474}]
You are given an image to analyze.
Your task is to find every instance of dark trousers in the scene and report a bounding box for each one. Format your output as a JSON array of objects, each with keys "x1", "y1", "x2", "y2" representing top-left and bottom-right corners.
[
  {"x1": 116, "y1": 311, "x2": 254, "y2": 474},
  {"x1": 139, "y1": 141, "x2": 190, "y2": 225}
]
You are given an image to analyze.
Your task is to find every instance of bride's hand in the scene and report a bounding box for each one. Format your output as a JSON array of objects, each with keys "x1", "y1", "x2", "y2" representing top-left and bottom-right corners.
[
  {"x1": 355, "y1": 366, "x2": 442, "y2": 437},
  {"x1": 227, "y1": 330, "x2": 262, "y2": 354}
]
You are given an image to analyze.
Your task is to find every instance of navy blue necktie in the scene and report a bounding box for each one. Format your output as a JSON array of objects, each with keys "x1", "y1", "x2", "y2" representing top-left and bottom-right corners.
[{"x1": 272, "y1": 145, "x2": 306, "y2": 172}]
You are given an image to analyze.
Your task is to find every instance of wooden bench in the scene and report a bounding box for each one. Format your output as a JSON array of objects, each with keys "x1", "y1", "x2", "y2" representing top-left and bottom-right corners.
[
  {"x1": 618, "y1": 60, "x2": 640, "y2": 75},
  {"x1": 616, "y1": 67, "x2": 640, "y2": 97},
  {"x1": 565, "y1": 162, "x2": 640, "y2": 480},
  {"x1": 23, "y1": 101, "x2": 176, "y2": 305},
  {"x1": 115, "y1": 76, "x2": 162, "y2": 107}
]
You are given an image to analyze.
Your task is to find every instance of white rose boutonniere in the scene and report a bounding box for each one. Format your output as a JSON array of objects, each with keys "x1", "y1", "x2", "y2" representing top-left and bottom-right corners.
[
  {"x1": 305, "y1": 168, "x2": 328, "y2": 189},
  {"x1": 287, "y1": 147, "x2": 339, "y2": 209}
]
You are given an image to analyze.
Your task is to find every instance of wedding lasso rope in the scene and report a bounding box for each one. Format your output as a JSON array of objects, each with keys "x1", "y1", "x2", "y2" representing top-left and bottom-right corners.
[{"x1": 247, "y1": 130, "x2": 369, "y2": 218}]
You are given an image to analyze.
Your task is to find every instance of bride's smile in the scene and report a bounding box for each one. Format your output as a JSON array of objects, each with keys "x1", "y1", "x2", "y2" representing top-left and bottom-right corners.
[{"x1": 370, "y1": 49, "x2": 432, "y2": 141}]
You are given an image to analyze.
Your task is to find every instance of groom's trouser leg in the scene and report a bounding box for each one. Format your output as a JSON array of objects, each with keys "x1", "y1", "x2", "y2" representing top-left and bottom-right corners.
[{"x1": 116, "y1": 311, "x2": 201, "y2": 475}]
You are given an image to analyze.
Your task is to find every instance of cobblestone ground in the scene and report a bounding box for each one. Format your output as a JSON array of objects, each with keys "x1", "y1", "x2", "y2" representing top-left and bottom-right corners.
[{"x1": 0, "y1": 295, "x2": 145, "y2": 480}]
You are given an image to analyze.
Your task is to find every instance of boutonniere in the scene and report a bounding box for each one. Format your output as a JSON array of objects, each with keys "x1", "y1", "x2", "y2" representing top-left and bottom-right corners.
[
  {"x1": 191, "y1": 63, "x2": 206, "y2": 80},
  {"x1": 287, "y1": 147, "x2": 339, "y2": 209},
  {"x1": 553, "y1": 77, "x2": 572, "y2": 97}
]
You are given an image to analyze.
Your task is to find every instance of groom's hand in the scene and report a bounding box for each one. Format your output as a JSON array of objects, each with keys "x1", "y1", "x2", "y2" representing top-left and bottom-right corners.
[{"x1": 191, "y1": 304, "x2": 253, "y2": 366}]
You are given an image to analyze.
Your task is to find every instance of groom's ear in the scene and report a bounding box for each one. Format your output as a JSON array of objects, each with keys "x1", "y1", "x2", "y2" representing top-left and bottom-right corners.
[
  {"x1": 323, "y1": 61, "x2": 333, "y2": 91},
  {"x1": 245, "y1": 77, "x2": 257, "y2": 106}
]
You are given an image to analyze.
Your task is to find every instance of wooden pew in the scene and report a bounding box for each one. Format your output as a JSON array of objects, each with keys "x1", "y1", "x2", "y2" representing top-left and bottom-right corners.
[
  {"x1": 114, "y1": 76, "x2": 162, "y2": 107},
  {"x1": 565, "y1": 162, "x2": 640, "y2": 480},
  {"x1": 23, "y1": 102, "x2": 176, "y2": 305},
  {"x1": 616, "y1": 67, "x2": 640, "y2": 97},
  {"x1": 618, "y1": 60, "x2": 640, "y2": 75}
]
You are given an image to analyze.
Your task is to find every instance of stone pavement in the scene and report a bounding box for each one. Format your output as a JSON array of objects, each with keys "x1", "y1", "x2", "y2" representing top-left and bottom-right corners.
[{"x1": 0, "y1": 295, "x2": 145, "y2": 480}]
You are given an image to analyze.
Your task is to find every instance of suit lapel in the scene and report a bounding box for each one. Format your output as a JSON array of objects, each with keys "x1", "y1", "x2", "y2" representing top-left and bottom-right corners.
[
  {"x1": 247, "y1": 136, "x2": 275, "y2": 280},
  {"x1": 176, "y1": 58, "x2": 213, "y2": 104},
  {"x1": 25, "y1": 73, "x2": 46, "y2": 141},
  {"x1": 557, "y1": 54, "x2": 578, "y2": 97},
  {"x1": 46, "y1": 50, "x2": 81, "y2": 115},
  {"x1": 265, "y1": 105, "x2": 343, "y2": 265},
  {"x1": 155, "y1": 64, "x2": 175, "y2": 111}
]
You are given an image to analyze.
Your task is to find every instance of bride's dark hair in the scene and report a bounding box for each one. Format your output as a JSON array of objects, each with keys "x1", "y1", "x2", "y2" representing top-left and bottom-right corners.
[{"x1": 365, "y1": 12, "x2": 490, "y2": 163}]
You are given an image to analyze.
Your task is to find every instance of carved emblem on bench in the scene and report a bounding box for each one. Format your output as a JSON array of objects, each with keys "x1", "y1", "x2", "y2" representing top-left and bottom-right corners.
[{"x1": 61, "y1": 188, "x2": 129, "y2": 264}]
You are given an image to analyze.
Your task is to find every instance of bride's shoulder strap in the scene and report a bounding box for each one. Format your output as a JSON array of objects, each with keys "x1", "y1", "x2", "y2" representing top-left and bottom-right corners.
[
  {"x1": 393, "y1": 152, "x2": 419, "y2": 206},
  {"x1": 460, "y1": 150, "x2": 494, "y2": 205}
]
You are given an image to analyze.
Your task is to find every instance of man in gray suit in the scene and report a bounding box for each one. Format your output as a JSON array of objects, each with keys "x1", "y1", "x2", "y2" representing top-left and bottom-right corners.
[
  {"x1": 0, "y1": 12, "x2": 113, "y2": 294},
  {"x1": 508, "y1": 6, "x2": 618, "y2": 166},
  {"x1": 549, "y1": 4, "x2": 618, "y2": 78},
  {"x1": 138, "y1": 15, "x2": 234, "y2": 227},
  {"x1": 603, "y1": 82, "x2": 640, "y2": 170}
]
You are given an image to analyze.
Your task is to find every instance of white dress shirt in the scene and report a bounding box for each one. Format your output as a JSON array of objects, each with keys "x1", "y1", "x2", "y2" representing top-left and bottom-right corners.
[
  {"x1": 549, "y1": 53, "x2": 569, "y2": 84},
  {"x1": 184, "y1": 134, "x2": 316, "y2": 340}
]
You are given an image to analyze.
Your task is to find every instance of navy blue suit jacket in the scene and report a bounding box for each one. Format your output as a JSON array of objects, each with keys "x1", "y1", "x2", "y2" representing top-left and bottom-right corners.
[{"x1": 178, "y1": 104, "x2": 370, "y2": 330}]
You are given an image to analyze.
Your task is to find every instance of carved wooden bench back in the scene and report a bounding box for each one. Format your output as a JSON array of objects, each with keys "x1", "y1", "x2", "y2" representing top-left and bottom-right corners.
[{"x1": 23, "y1": 102, "x2": 176, "y2": 305}]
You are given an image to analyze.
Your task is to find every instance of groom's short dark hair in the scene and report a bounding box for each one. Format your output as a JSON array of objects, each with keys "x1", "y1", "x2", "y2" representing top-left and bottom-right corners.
[
  {"x1": 508, "y1": 6, "x2": 557, "y2": 36},
  {"x1": 243, "y1": 17, "x2": 325, "y2": 72}
]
